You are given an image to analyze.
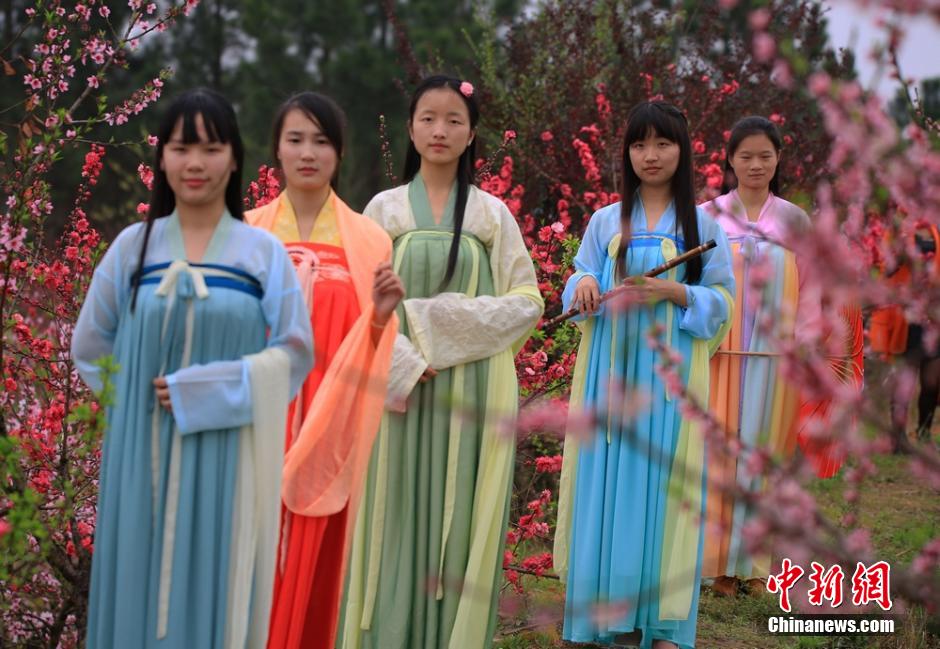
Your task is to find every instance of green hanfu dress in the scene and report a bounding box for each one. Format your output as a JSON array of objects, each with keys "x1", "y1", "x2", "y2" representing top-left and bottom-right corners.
[{"x1": 337, "y1": 176, "x2": 543, "y2": 649}]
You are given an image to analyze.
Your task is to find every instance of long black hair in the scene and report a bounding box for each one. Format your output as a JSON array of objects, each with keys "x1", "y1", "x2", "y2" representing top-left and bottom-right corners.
[
  {"x1": 616, "y1": 101, "x2": 702, "y2": 285},
  {"x1": 402, "y1": 75, "x2": 479, "y2": 290},
  {"x1": 270, "y1": 91, "x2": 346, "y2": 189},
  {"x1": 720, "y1": 116, "x2": 783, "y2": 195},
  {"x1": 131, "y1": 87, "x2": 245, "y2": 310}
]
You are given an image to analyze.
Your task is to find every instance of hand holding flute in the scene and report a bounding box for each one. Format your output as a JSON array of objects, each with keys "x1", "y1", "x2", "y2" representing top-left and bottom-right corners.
[{"x1": 543, "y1": 239, "x2": 717, "y2": 330}]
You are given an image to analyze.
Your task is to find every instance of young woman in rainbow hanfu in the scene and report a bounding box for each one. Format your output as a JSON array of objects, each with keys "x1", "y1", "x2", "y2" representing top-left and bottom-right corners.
[
  {"x1": 337, "y1": 75, "x2": 543, "y2": 649},
  {"x1": 72, "y1": 88, "x2": 313, "y2": 649},
  {"x1": 698, "y1": 116, "x2": 814, "y2": 595},
  {"x1": 698, "y1": 116, "x2": 863, "y2": 596},
  {"x1": 246, "y1": 91, "x2": 403, "y2": 649},
  {"x1": 554, "y1": 101, "x2": 734, "y2": 649}
]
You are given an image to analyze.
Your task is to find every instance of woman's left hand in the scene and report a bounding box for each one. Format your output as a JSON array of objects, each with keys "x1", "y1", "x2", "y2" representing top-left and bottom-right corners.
[
  {"x1": 612, "y1": 277, "x2": 687, "y2": 308},
  {"x1": 153, "y1": 376, "x2": 173, "y2": 412}
]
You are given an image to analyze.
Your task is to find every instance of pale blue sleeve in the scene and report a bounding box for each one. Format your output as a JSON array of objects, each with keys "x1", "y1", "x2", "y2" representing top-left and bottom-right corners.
[
  {"x1": 165, "y1": 239, "x2": 314, "y2": 435},
  {"x1": 561, "y1": 208, "x2": 611, "y2": 319},
  {"x1": 678, "y1": 210, "x2": 735, "y2": 339},
  {"x1": 70, "y1": 224, "x2": 138, "y2": 392}
]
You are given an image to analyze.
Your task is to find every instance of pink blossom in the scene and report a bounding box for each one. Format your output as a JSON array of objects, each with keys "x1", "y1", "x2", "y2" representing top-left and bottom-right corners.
[
  {"x1": 772, "y1": 59, "x2": 794, "y2": 89},
  {"x1": 459, "y1": 81, "x2": 474, "y2": 97},
  {"x1": 137, "y1": 163, "x2": 155, "y2": 190},
  {"x1": 753, "y1": 32, "x2": 776, "y2": 62},
  {"x1": 809, "y1": 72, "x2": 832, "y2": 96},
  {"x1": 912, "y1": 538, "x2": 940, "y2": 575},
  {"x1": 748, "y1": 8, "x2": 772, "y2": 30},
  {"x1": 845, "y1": 529, "x2": 873, "y2": 557}
]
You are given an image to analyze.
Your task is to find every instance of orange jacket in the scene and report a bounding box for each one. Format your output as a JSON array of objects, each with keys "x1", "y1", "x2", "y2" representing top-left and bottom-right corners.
[{"x1": 869, "y1": 225, "x2": 940, "y2": 355}]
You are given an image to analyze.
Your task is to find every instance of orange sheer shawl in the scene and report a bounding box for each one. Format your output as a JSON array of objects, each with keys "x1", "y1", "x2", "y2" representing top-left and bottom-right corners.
[{"x1": 247, "y1": 193, "x2": 397, "y2": 524}]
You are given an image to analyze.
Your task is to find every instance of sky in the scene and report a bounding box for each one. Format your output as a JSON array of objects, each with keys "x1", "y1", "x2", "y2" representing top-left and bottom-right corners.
[{"x1": 824, "y1": 0, "x2": 940, "y2": 99}]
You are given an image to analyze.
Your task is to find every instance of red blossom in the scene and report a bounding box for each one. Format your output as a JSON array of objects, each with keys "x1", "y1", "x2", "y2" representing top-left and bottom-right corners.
[
  {"x1": 81, "y1": 144, "x2": 105, "y2": 184},
  {"x1": 534, "y1": 455, "x2": 563, "y2": 473}
]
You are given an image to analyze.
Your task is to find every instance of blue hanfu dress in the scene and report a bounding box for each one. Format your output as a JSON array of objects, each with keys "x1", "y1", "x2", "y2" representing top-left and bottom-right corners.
[
  {"x1": 553, "y1": 200, "x2": 734, "y2": 649},
  {"x1": 71, "y1": 211, "x2": 313, "y2": 649}
]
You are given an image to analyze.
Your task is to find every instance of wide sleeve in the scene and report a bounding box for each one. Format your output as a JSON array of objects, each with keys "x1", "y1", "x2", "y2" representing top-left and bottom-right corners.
[
  {"x1": 385, "y1": 333, "x2": 428, "y2": 412},
  {"x1": 164, "y1": 240, "x2": 314, "y2": 434},
  {"x1": 561, "y1": 207, "x2": 609, "y2": 319},
  {"x1": 71, "y1": 224, "x2": 138, "y2": 392},
  {"x1": 788, "y1": 207, "x2": 823, "y2": 339},
  {"x1": 678, "y1": 213, "x2": 735, "y2": 340},
  {"x1": 401, "y1": 202, "x2": 544, "y2": 370}
]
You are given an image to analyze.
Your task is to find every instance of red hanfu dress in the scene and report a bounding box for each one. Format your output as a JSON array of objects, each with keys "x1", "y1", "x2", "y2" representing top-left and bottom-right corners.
[{"x1": 247, "y1": 191, "x2": 395, "y2": 649}]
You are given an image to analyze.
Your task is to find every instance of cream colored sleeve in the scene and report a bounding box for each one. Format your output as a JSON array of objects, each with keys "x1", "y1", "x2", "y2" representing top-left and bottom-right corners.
[
  {"x1": 402, "y1": 292, "x2": 542, "y2": 370},
  {"x1": 402, "y1": 201, "x2": 544, "y2": 370},
  {"x1": 384, "y1": 333, "x2": 428, "y2": 412}
]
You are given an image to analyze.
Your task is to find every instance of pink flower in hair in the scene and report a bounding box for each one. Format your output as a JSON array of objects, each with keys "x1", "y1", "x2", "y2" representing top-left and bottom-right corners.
[{"x1": 459, "y1": 81, "x2": 474, "y2": 97}]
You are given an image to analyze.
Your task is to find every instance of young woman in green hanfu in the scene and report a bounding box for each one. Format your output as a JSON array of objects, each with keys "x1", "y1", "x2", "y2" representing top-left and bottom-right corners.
[{"x1": 336, "y1": 75, "x2": 544, "y2": 649}]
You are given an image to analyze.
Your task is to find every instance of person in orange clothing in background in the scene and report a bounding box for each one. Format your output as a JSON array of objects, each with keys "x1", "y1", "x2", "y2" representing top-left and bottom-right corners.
[
  {"x1": 246, "y1": 91, "x2": 404, "y2": 649},
  {"x1": 870, "y1": 221, "x2": 940, "y2": 450}
]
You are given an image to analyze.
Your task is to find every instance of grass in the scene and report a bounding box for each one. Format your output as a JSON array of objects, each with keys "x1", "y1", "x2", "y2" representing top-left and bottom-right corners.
[{"x1": 495, "y1": 452, "x2": 940, "y2": 649}]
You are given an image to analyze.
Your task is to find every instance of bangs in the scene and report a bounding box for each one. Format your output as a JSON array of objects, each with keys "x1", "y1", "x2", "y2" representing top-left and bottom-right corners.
[
  {"x1": 283, "y1": 94, "x2": 344, "y2": 153},
  {"x1": 409, "y1": 75, "x2": 479, "y2": 128},
  {"x1": 624, "y1": 102, "x2": 687, "y2": 146},
  {"x1": 159, "y1": 90, "x2": 235, "y2": 144}
]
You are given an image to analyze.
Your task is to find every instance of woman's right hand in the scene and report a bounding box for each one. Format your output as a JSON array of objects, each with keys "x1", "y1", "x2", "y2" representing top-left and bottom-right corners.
[
  {"x1": 372, "y1": 262, "x2": 405, "y2": 326},
  {"x1": 573, "y1": 275, "x2": 600, "y2": 315}
]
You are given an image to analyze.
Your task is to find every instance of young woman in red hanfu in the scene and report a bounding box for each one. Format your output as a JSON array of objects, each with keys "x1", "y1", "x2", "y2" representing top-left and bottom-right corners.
[{"x1": 246, "y1": 91, "x2": 404, "y2": 649}]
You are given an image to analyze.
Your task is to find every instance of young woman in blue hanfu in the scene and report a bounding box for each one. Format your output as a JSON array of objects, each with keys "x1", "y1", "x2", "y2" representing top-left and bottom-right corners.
[
  {"x1": 71, "y1": 88, "x2": 314, "y2": 649},
  {"x1": 553, "y1": 101, "x2": 735, "y2": 649}
]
